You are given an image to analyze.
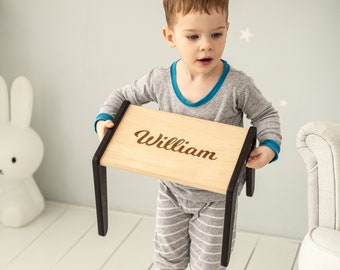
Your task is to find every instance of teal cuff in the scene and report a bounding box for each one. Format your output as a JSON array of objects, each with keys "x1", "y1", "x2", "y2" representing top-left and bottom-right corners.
[
  {"x1": 260, "y1": 139, "x2": 281, "y2": 162},
  {"x1": 94, "y1": 113, "x2": 114, "y2": 133}
]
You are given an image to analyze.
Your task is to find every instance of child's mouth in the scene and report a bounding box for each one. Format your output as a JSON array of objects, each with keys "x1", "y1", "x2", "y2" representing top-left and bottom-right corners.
[{"x1": 198, "y1": 58, "x2": 213, "y2": 65}]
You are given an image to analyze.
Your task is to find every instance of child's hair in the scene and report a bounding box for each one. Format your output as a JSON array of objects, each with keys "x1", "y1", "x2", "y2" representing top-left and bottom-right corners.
[{"x1": 163, "y1": 0, "x2": 229, "y2": 28}]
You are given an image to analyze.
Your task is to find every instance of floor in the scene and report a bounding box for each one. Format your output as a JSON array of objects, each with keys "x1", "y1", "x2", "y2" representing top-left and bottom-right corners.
[{"x1": 0, "y1": 201, "x2": 301, "y2": 270}]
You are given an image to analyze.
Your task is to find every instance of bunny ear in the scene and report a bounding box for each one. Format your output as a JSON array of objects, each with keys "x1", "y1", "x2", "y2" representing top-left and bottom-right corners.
[
  {"x1": 0, "y1": 76, "x2": 9, "y2": 125},
  {"x1": 10, "y1": 76, "x2": 33, "y2": 128}
]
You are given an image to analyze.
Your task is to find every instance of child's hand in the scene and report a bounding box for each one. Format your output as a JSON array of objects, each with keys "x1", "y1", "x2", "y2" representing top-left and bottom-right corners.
[
  {"x1": 96, "y1": 120, "x2": 114, "y2": 141},
  {"x1": 246, "y1": 146, "x2": 276, "y2": 169}
]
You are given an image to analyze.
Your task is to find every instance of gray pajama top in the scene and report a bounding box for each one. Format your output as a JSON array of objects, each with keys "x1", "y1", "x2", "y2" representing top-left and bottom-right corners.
[{"x1": 95, "y1": 60, "x2": 282, "y2": 202}]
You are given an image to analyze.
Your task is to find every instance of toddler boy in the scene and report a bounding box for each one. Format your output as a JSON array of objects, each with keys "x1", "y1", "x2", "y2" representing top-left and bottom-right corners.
[{"x1": 95, "y1": 0, "x2": 281, "y2": 269}]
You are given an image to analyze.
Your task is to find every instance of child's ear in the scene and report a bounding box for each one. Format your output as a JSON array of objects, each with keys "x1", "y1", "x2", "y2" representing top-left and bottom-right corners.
[{"x1": 162, "y1": 27, "x2": 176, "y2": 48}]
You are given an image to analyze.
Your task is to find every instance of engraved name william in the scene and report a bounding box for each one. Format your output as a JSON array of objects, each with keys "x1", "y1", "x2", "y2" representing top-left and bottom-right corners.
[{"x1": 134, "y1": 130, "x2": 218, "y2": 160}]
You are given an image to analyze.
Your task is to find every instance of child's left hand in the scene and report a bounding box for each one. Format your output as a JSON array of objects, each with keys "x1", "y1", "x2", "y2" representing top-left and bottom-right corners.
[{"x1": 246, "y1": 146, "x2": 276, "y2": 169}]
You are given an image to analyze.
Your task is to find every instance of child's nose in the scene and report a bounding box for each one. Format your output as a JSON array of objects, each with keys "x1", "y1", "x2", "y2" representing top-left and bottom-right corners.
[{"x1": 200, "y1": 37, "x2": 213, "y2": 51}]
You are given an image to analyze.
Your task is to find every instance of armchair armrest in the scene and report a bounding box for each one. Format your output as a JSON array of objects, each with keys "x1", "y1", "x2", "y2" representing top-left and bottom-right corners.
[{"x1": 297, "y1": 121, "x2": 340, "y2": 230}]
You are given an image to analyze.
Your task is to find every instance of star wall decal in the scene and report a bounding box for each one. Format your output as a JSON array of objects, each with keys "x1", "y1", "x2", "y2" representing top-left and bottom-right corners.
[
  {"x1": 240, "y1": 28, "x2": 254, "y2": 43},
  {"x1": 279, "y1": 99, "x2": 288, "y2": 107}
]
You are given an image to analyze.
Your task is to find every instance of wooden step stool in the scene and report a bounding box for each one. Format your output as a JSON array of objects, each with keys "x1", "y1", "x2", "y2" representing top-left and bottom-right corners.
[{"x1": 92, "y1": 100, "x2": 257, "y2": 266}]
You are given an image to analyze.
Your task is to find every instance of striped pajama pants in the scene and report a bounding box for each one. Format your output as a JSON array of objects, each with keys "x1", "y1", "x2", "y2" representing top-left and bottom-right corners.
[{"x1": 153, "y1": 183, "x2": 237, "y2": 270}]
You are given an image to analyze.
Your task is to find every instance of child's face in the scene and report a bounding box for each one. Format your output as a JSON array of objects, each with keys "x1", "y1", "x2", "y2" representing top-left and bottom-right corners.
[{"x1": 163, "y1": 11, "x2": 229, "y2": 76}]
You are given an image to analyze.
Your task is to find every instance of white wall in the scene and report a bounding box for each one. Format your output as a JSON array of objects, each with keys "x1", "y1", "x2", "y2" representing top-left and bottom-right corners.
[{"x1": 0, "y1": 0, "x2": 339, "y2": 239}]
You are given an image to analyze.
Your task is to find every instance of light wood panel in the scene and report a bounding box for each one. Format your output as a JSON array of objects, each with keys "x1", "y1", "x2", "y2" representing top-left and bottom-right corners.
[
  {"x1": 101, "y1": 104, "x2": 249, "y2": 195},
  {"x1": 53, "y1": 212, "x2": 141, "y2": 270},
  {"x1": 5, "y1": 205, "x2": 95, "y2": 270},
  {"x1": 0, "y1": 203, "x2": 66, "y2": 269},
  {"x1": 246, "y1": 236, "x2": 300, "y2": 270},
  {"x1": 101, "y1": 217, "x2": 155, "y2": 270},
  {"x1": 0, "y1": 202, "x2": 301, "y2": 270}
]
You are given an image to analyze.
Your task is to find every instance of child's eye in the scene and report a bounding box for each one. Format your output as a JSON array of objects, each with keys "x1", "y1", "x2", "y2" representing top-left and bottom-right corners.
[
  {"x1": 211, "y1": 33, "x2": 223, "y2": 39},
  {"x1": 186, "y1": 35, "x2": 199, "y2": 40}
]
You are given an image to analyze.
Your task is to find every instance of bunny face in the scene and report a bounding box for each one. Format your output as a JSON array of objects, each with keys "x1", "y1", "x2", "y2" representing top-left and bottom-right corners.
[
  {"x1": 0, "y1": 126, "x2": 43, "y2": 181},
  {"x1": 0, "y1": 76, "x2": 44, "y2": 182}
]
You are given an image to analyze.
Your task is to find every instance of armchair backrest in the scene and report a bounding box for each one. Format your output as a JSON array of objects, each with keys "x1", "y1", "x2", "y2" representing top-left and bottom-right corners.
[{"x1": 297, "y1": 121, "x2": 340, "y2": 230}]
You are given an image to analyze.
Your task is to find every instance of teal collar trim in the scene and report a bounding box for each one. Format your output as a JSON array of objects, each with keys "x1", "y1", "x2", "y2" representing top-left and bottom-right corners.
[{"x1": 170, "y1": 59, "x2": 230, "y2": 107}]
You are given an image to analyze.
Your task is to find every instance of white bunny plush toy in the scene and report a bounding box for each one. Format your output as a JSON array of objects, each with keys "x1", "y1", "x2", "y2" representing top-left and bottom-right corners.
[{"x1": 0, "y1": 75, "x2": 45, "y2": 227}]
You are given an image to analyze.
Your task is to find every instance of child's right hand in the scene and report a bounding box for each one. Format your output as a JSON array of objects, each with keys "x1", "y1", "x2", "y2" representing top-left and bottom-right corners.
[{"x1": 96, "y1": 120, "x2": 114, "y2": 141}]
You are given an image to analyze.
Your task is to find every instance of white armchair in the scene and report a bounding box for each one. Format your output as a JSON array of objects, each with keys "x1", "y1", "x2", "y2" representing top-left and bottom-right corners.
[{"x1": 297, "y1": 121, "x2": 340, "y2": 270}]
